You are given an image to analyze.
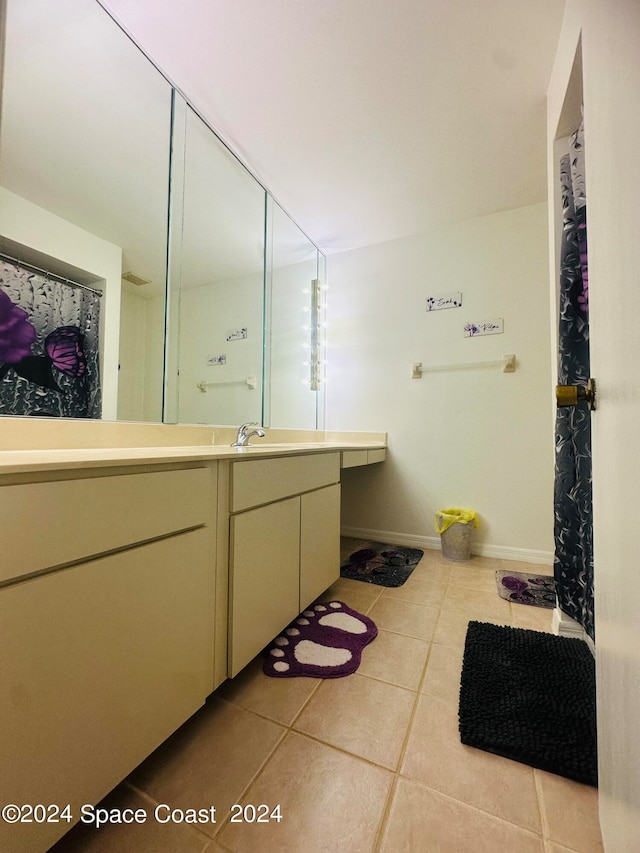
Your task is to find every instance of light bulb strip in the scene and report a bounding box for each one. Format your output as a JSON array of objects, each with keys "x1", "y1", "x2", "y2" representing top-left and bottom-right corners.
[{"x1": 309, "y1": 278, "x2": 320, "y2": 391}]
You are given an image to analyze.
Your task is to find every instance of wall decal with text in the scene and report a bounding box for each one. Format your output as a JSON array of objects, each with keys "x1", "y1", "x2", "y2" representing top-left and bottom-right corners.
[
  {"x1": 425, "y1": 292, "x2": 462, "y2": 311},
  {"x1": 226, "y1": 327, "x2": 248, "y2": 341},
  {"x1": 464, "y1": 318, "x2": 504, "y2": 337},
  {"x1": 206, "y1": 354, "x2": 226, "y2": 366}
]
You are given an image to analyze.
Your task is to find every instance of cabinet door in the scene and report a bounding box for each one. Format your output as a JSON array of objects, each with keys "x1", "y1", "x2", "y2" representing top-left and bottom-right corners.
[
  {"x1": 300, "y1": 483, "x2": 341, "y2": 609},
  {"x1": 0, "y1": 529, "x2": 211, "y2": 853},
  {"x1": 2, "y1": 467, "x2": 211, "y2": 585},
  {"x1": 229, "y1": 497, "x2": 300, "y2": 676}
]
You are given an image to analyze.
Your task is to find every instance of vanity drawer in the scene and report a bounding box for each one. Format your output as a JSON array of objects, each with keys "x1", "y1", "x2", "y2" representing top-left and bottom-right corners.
[
  {"x1": 2, "y1": 467, "x2": 211, "y2": 583},
  {"x1": 342, "y1": 449, "x2": 387, "y2": 468},
  {"x1": 230, "y1": 452, "x2": 340, "y2": 512},
  {"x1": 342, "y1": 450, "x2": 369, "y2": 468}
]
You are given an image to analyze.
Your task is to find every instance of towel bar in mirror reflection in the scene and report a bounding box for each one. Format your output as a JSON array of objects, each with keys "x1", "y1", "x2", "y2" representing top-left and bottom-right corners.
[{"x1": 196, "y1": 377, "x2": 257, "y2": 393}]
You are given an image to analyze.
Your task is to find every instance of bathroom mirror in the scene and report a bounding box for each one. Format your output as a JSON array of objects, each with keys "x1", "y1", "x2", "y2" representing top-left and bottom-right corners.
[
  {"x1": 164, "y1": 100, "x2": 266, "y2": 427},
  {"x1": 0, "y1": 0, "x2": 172, "y2": 421},
  {"x1": 0, "y1": 0, "x2": 326, "y2": 430}
]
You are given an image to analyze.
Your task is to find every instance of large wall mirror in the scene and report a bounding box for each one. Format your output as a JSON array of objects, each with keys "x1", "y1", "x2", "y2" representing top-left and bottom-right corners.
[
  {"x1": 0, "y1": 0, "x2": 326, "y2": 430},
  {"x1": 165, "y1": 99, "x2": 266, "y2": 427},
  {"x1": 0, "y1": 0, "x2": 171, "y2": 421}
]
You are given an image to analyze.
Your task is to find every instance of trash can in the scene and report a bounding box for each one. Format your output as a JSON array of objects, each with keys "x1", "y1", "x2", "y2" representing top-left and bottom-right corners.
[{"x1": 435, "y1": 507, "x2": 478, "y2": 562}]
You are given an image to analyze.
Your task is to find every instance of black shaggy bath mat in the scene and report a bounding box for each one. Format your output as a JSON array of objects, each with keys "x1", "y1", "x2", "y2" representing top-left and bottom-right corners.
[
  {"x1": 340, "y1": 541, "x2": 423, "y2": 587},
  {"x1": 459, "y1": 621, "x2": 597, "y2": 787}
]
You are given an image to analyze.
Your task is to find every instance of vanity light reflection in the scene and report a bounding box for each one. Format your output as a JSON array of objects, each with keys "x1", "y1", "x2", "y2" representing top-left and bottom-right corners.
[{"x1": 303, "y1": 278, "x2": 327, "y2": 391}]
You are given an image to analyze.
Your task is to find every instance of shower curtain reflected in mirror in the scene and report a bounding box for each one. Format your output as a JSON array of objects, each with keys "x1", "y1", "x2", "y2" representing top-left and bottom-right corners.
[
  {"x1": 554, "y1": 121, "x2": 594, "y2": 640},
  {"x1": 0, "y1": 259, "x2": 101, "y2": 418}
]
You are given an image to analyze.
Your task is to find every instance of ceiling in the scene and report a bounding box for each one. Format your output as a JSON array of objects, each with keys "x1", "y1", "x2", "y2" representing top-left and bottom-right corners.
[{"x1": 100, "y1": 0, "x2": 565, "y2": 255}]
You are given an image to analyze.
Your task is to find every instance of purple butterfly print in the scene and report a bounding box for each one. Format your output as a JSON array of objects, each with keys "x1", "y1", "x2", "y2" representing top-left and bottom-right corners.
[
  {"x1": 500, "y1": 575, "x2": 529, "y2": 592},
  {"x1": 0, "y1": 289, "x2": 36, "y2": 363},
  {"x1": 44, "y1": 326, "x2": 87, "y2": 377}
]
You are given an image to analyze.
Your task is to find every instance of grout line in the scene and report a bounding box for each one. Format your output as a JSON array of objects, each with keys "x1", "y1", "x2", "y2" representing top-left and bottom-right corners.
[
  {"x1": 205, "y1": 699, "x2": 289, "y2": 840},
  {"x1": 123, "y1": 780, "x2": 215, "y2": 847},
  {"x1": 533, "y1": 768, "x2": 551, "y2": 844},
  {"x1": 270, "y1": 727, "x2": 399, "y2": 775},
  {"x1": 392, "y1": 775, "x2": 546, "y2": 842},
  {"x1": 372, "y1": 773, "x2": 400, "y2": 853}
]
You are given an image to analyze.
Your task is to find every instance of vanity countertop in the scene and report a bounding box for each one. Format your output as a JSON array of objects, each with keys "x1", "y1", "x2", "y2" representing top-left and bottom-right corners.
[{"x1": 0, "y1": 439, "x2": 387, "y2": 475}]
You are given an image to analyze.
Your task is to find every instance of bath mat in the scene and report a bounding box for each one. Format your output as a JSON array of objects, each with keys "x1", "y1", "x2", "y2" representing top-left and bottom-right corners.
[
  {"x1": 495, "y1": 570, "x2": 556, "y2": 608},
  {"x1": 340, "y1": 541, "x2": 423, "y2": 587},
  {"x1": 459, "y1": 621, "x2": 597, "y2": 786},
  {"x1": 263, "y1": 601, "x2": 377, "y2": 678}
]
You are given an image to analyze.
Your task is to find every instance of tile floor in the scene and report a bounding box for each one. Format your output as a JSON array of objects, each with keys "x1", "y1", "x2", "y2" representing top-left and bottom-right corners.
[{"x1": 51, "y1": 545, "x2": 603, "y2": 852}]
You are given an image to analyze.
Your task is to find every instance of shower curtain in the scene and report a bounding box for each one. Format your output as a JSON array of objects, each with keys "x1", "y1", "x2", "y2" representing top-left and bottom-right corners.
[
  {"x1": 0, "y1": 259, "x2": 101, "y2": 418},
  {"x1": 554, "y1": 122, "x2": 594, "y2": 640}
]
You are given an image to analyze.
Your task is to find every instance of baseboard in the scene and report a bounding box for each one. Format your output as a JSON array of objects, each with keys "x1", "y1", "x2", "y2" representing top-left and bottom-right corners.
[
  {"x1": 552, "y1": 607, "x2": 596, "y2": 657},
  {"x1": 340, "y1": 526, "x2": 553, "y2": 566}
]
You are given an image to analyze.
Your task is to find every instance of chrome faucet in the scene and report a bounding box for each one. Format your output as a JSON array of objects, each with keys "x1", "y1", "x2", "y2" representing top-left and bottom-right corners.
[{"x1": 232, "y1": 421, "x2": 266, "y2": 447}]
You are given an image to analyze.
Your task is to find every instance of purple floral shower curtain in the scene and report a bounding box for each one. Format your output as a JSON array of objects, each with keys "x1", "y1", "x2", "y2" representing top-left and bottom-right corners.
[
  {"x1": 554, "y1": 122, "x2": 594, "y2": 640},
  {"x1": 0, "y1": 259, "x2": 101, "y2": 418}
]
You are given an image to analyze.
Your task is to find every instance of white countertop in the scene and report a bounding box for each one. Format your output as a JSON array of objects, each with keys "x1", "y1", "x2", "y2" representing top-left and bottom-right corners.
[{"x1": 0, "y1": 439, "x2": 386, "y2": 475}]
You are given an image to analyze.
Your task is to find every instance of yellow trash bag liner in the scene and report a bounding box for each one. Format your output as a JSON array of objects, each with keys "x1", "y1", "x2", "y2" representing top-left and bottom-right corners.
[{"x1": 435, "y1": 507, "x2": 479, "y2": 534}]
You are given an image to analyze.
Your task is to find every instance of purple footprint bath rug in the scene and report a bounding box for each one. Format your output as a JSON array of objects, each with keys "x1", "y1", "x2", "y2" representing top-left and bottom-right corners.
[
  {"x1": 495, "y1": 570, "x2": 556, "y2": 609},
  {"x1": 263, "y1": 601, "x2": 377, "y2": 678}
]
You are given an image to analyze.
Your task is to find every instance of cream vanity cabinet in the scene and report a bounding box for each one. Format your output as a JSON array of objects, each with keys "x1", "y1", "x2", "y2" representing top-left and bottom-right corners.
[
  {"x1": 227, "y1": 452, "x2": 341, "y2": 676},
  {"x1": 0, "y1": 464, "x2": 217, "y2": 853}
]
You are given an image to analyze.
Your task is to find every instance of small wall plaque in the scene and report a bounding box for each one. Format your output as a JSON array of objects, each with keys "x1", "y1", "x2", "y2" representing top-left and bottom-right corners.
[
  {"x1": 226, "y1": 327, "x2": 248, "y2": 341},
  {"x1": 464, "y1": 318, "x2": 504, "y2": 337},
  {"x1": 425, "y1": 292, "x2": 462, "y2": 311},
  {"x1": 207, "y1": 354, "x2": 226, "y2": 366}
]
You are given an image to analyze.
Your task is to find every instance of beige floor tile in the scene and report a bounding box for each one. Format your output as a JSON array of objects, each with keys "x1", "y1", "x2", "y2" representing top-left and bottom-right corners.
[
  {"x1": 448, "y1": 562, "x2": 501, "y2": 592},
  {"x1": 471, "y1": 554, "x2": 508, "y2": 571},
  {"x1": 381, "y1": 573, "x2": 448, "y2": 607},
  {"x1": 293, "y1": 673, "x2": 415, "y2": 769},
  {"x1": 432, "y1": 606, "x2": 475, "y2": 647},
  {"x1": 215, "y1": 658, "x2": 321, "y2": 726},
  {"x1": 410, "y1": 557, "x2": 452, "y2": 585},
  {"x1": 218, "y1": 731, "x2": 392, "y2": 852},
  {"x1": 128, "y1": 698, "x2": 285, "y2": 834},
  {"x1": 49, "y1": 783, "x2": 210, "y2": 853},
  {"x1": 421, "y1": 642, "x2": 464, "y2": 701},
  {"x1": 433, "y1": 604, "x2": 510, "y2": 647},
  {"x1": 380, "y1": 778, "x2": 544, "y2": 853},
  {"x1": 536, "y1": 770, "x2": 603, "y2": 852},
  {"x1": 401, "y1": 694, "x2": 541, "y2": 833},
  {"x1": 499, "y1": 558, "x2": 553, "y2": 573},
  {"x1": 545, "y1": 844, "x2": 583, "y2": 853},
  {"x1": 511, "y1": 603, "x2": 555, "y2": 632},
  {"x1": 316, "y1": 583, "x2": 382, "y2": 615},
  {"x1": 368, "y1": 597, "x2": 439, "y2": 641},
  {"x1": 357, "y1": 629, "x2": 429, "y2": 690},
  {"x1": 328, "y1": 574, "x2": 377, "y2": 594},
  {"x1": 443, "y1": 583, "x2": 512, "y2": 620}
]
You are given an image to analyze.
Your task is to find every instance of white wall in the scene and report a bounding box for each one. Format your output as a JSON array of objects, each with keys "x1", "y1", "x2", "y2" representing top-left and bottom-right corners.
[
  {"x1": 0, "y1": 187, "x2": 122, "y2": 418},
  {"x1": 327, "y1": 202, "x2": 554, "y2": 562},
  {"x1": 117, "y1": 289, "x2": 147, "y2": 421},
  {"x1": 143, "y1": 293, "x2": 166, "y2": 422}
]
